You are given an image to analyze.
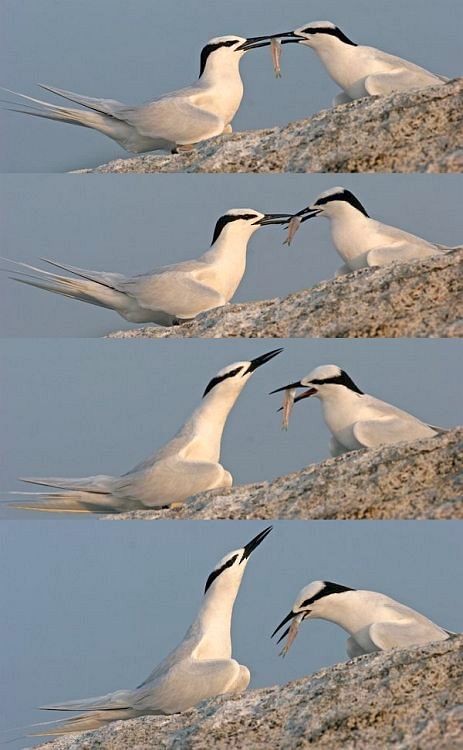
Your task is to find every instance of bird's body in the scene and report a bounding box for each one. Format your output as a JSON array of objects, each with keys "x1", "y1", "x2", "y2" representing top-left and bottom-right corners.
[
  {"x1": 272, "y1": 364, "x2": 444, "y2": 457},
  {"x1": 30, "y1": 527, "x2": 272, "y2": 736},
  {"x1": 273, "y1": 581, "x2": 451, "y2": 659},
  {"x1": 4, "y1": 209, "x2": 292, "y2": 326},
  {"x1": 289, "y1": 188, "x2": 456, "y2": 274},
  {"x1": 10, "y1": 350, "x2": 282, "y2": 512},
  {"x1": 281, "y1": 22, "x2": 448, "y2": 106},
  {"x1": 2, "y1": 36, "x2": 269, "y2": 153}
]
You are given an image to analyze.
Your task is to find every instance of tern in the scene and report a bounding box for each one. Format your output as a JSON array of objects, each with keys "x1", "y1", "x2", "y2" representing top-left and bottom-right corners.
[
  {"x1": 9, "y1": 350, "x2": 282, "y2": 512},
  {"x1": 1, "y1": 34, "x2": 275, "y2": 154},
  {"x1": 2, "y1": 209, "x2": 292, "y2": 326},
  {"x1": 287, "y1": 187, "x2": 457, "y2": 274},
  {"x1": 272, "y1": 580, "x2": 451, "y2": 658},
  {"x1": 27, "y1": 527, "x2": 272, "y2": 736},
  {"x1": 270, "y1": 21, "x2": 448, "y2": 105},
  {"x1": 271, "y1": 364, "x2": 446, "y2": 457}
]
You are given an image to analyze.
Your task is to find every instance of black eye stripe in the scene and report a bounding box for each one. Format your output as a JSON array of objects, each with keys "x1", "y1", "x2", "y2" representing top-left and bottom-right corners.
[
  {"x1": 301, "y1": 582, "x2": 354, "y2": 608},
  {"x1": 211, "y1": 214, "x2": 259, "y2": 245},
  {"x1": 315, "y1": 190, "x2": 369, "y2": 217},
  {"x1": 204, "y1": 554, "x2": 238, "y2": 593},
  {"x1": 203, "y1": 367, "x2": 243, "y2": 398},
  {"x1": 301, "y1": 26, "x2": 357, "y2": 46},
  {"x1": 310, "y1": 371, "x2": 363, "y2": 394},
  {"x1": 200, "y1": 40, "x2": 241, "y2": 77}
]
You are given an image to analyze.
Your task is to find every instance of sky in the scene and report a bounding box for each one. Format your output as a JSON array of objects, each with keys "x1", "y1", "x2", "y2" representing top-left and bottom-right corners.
[
  {"x1": 0, "y1": 520, "x2": 462, "y2": 749},
  {"x1": 0, "y1": 0, "x2": 461, "y2": 172},
  {"x1": 1, "y1": 338, "x2": 461, "y2": 520},
  {"x1": 1, "y1": 173, "x2": 462, "y2": 337}
]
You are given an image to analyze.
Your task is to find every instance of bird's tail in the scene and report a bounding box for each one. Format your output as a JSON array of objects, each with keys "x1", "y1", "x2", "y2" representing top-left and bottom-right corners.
[
  {"x1": 6, "y1": 475, "x2": 120, "y2": 513},
  {"x1": 1, "y1": 256, "x2": 126, "y2": 311},
  {"x1": 29, "y1": 708, "x2": 135, "y2": 736},
  {"x1": 0, "y1": 85, "x2": 121, "y2": 132}
]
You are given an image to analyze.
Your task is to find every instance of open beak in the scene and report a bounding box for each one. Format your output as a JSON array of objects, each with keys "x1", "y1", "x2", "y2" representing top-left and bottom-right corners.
[
  {"x1": 257, "y1": 213, "x2": 294, "y2": 226},
  {"x1": 271, "y1": 610, "x2": 298, "y2": 641},
  {"x1": 245, "y1": 348, "x2": 283, "y2": 375},
  {"x1": 270, "y1": 381, "x2": 317, "y2": 405},
  {"x1": 239, "y1": 31, "x2": 302, "y2": 51},
  {"x1": 293, "y1": 206, "x2": 322, "y2": 223},
  {"x1": 240, "y1": 526, "x2": 273, "y2": 562}
]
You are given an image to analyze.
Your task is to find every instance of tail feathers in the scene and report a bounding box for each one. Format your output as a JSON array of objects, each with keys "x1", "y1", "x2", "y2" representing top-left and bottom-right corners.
[
  {"x1": 436, "y1": 243, "x2": 463, "y2": 252},
  {"x1": 19, "y1": 475, "x2": 114, "y2": 492},
  {"x1": 31, "y1": 709, "x2": 136, "y2": 736},
  {"x1": 6, "y1": 475, "x2": 117, "y2": 513},
  {"x1": 8, "y1": 492, "x2": 120, "y2": 513},
  {"x1": 0, "y1": 87, "x2": 114, "y2": 130},
  {"x1": 1, "y1": 257, "x2": 124, "y2": 310},
  {"x1": 38, "y1": 83, "x2": 125, "y2": 117},
  {"x1": 42, "y1": 689, "x2": 134, "y2": 713}
]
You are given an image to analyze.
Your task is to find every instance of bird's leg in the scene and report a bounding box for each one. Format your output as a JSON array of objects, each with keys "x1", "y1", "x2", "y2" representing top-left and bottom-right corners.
[{"x1": 171, "y1": 144, "x2": 196, "y2": 154}]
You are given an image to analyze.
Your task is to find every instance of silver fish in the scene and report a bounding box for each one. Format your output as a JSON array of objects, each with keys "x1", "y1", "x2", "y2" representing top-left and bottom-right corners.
[
  {"x1": 282, "y1": 388, "x2": 296, "y2": 430},
  {"x1": 283, "y1": 216, "x2": 302, "y2": 246},
  {"x1": 279, "y1": 614, "x2": 304, "y2": 657},
  {"x1": 271, "y1": 39, "x2": 282, "y2": 78}
]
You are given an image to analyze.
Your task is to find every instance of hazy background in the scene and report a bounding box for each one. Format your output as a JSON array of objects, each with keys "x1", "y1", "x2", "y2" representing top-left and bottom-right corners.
[
  {"x1": 1, "y1": 174, "x2": 462, "y2": 337},
  {"x1": 0, "y1": 521, "x2": 462, "y2": 749},
  {"x1": 1, "y1": 0, "x2": 461, "y2": 172},
  {"x1": 1, "y1": 338, "x2": 461, "y2": 520}
]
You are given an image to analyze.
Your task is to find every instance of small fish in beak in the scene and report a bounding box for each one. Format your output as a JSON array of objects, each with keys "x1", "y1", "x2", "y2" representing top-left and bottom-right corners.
[
  {"x1": 279, "y1": 613, "x2": 304, "y2": 657},
  {"x1": 283, "y1": 216, "x2": 302, "y2": 246},
  {"x1": 271, "y1": 39, "x2": 282, "y2": 77},
  {"x1": 281, "y1": 388, "x2": 297, "y2": 430}
]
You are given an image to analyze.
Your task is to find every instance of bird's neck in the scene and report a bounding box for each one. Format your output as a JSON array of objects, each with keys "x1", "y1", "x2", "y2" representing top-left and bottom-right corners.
[
  {"x1": 329, "y1": 206, "x2": 373, "y2": 263},
  {"x1": 200, "y1": 229, "x2": 253, "y2": 300},
  {"x1": 320, "y1": 388, "x2": 364, "y2": 431},
  {"x1": 184, "y1": 387, "x2": 242, "y2": 463},
  {"x1": 313, "y1": 39, "x2": 359, "y2": 85},
  {"x1": 314, "y1": 592, "x2": 375, "y2": 634},
  {"x1": 198, "y1": 58, "x2": 244, "y2": 124},
  {"x1": 192, "y1": 579, "x2": 242, "y2": 660}
]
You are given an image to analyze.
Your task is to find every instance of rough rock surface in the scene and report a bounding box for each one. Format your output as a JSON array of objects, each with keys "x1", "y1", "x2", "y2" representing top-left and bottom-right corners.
[
  {"x1": 75, "y1": 79, "x2": 463, "y2": 174},
  {"x1": 34, "y1": 636, "x2": 463, "y2": 750},
  {"x1": 108, "y1": 249, "x2": 463, "y2": 339},
  {"x1": 106, "y1": 428, "x2": 463, "y2": 521}
]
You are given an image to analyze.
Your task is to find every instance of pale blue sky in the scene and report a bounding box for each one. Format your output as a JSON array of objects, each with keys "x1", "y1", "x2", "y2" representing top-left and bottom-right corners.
[
  {"x1": 1, "y1": 0, "x2": 461, "y2": 171},
  {"x1": 1, "y1": 174, "x2": 462, "y2": 337},
  {"x1": 1, "y1": 521, "x2": 462, "y2": 749},
  {"x1": 1, "y1": 338, "x2": 461, "y2": 520}
]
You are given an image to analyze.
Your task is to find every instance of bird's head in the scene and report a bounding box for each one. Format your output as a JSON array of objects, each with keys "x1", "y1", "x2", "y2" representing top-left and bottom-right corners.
[
  {"x1": 291, "y1": 188, "x2": 370, "y2": 224},
  {"x1": 203, "y1": 349, "x2": 283, "y2": 400},
  {"x1": 199, "y1": 35, "x2": 275, "y2": 77},
  {"x1": 272, "y1": 580, "x2": 355, "y2": 644},
  {"x1": 277, "y1": 21, "x2": 358, "y2": 49},
  {"x1": 211, "y1": 209, "x2": 294, "y2": 246},
  {"x1": 204, "y1": 526, "x2": 273, "y2": 595},
  {"x1": 271, "y1": 364, "x2": 363, "y2": 405}
]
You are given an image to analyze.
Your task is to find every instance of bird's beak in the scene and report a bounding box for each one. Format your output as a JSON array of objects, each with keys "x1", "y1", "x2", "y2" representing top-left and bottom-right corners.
[
  {"x1": 270, "y1": 380, "x2": 302, "y2": 394},
  {"x1": 245, "y1": 348, "x2": 283, "y2": 374},
  {"x1": 257, "y1": 213, "x2": 294, "y2": 226},
  {"x1": 271, "y1": 610, "x2": 298, "y2": 641},
  {"x1": 293, "y1": 206, "x2": 322, "y2": 223},
  {"x1": 238, "y1": 32, "x2": 302, "y2": 51},
  {"x1": 240, "y1": 526, "x2": 273, "y2": 562}
]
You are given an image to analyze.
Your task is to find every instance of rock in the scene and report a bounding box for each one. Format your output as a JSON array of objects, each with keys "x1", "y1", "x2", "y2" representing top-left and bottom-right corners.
[
  {"x1": 106, "y1": 428, "x2": 462, "y2": 520},
  {"x1": 34, "y1": 635, "x2": 463, "y2": 750},
  {"x1": 108, "y1": 249, "x2": 463, "y2": 339},
  {"x1": 74, "y1": 79, "x2": 463, "y2": 174}
]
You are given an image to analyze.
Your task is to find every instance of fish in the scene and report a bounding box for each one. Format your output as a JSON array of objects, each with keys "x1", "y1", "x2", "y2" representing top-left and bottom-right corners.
[
  {"x1": 283, "y1": 216, "x2": 302, "y2": 246},
  {"x1": 271, "y1": 39, "x2": 282, "y2": 78},
  {"x1": 281, "y1": 388, "x2": 297, "y2": 430},
  {"x1": 279, "y1": 613, "x2": 304, "y2": 657}
]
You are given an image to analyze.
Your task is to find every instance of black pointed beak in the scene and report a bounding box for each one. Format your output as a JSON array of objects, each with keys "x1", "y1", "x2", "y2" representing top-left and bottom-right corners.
[
  {"x1": 239, "y1": 32, "x2": 302, "y2": 50},
  {"x1": 270, "y1": 380, "x2": 302, "y2": 395},
  {"x1": 257, "y1": 213, "x2": 294, "y2": 226},
  {"x1": 240, "y1": 526, "x2": 273, "y2": 562},
  {"x1": 293, "y1": 207, "x2": 322, "y2": 223},
  {"x1": 245, "y1": 348, "x2": 283, "y2": 375},
  {"x1": 271, "y1": 610, "x2": 297, "y2": 639}
]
